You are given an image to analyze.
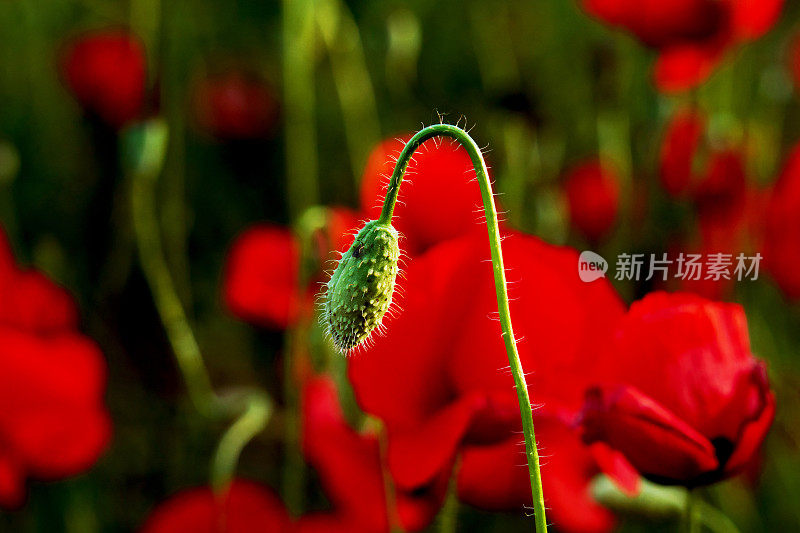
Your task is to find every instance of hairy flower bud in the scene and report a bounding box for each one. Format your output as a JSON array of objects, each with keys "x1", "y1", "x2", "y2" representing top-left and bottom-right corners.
[{"x1": 324, "y1": 220, "x2": 400, "y2": 353}]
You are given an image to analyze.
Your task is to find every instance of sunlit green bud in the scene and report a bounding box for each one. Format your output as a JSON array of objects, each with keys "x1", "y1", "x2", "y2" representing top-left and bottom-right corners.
[{"x1": 324, "y1": 220, "x2": 400, "y2": 353}]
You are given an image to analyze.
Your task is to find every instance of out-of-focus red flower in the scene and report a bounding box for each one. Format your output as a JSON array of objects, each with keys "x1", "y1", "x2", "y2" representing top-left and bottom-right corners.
[
  {"x1": 222, "y1": 208, "x2": 360, "y2": 330},
  {"x1": 563, "y1": 159, "x2": 620, "y2": 242},
  {"x1": 223, "y1": 224, "x2": 301, "y2": 330},
  {"x1": 764, "y1": 143, "x2": 800, "y2": 300},
  {"x1": 359, "y1": 137, "x2": 487, "y2": 256},
  {"x1": 140, "y1": 480, "x2": 292, "y2": 533},
  {"x1": 193, "y1": 72, "x2": 279, "y2": 140},
  {"x1": 580, "y1": 292, "x2": 775, "y2": 487},
  {"x1": 300, "y1": 376, "x2": 447, "y2": 532},
  {"x1": 61, "y1": 29, "x2": 146, "y2": 128},
  {"x1": 581, "y1": 0, "x2": 784, "y2": 91},
  {"x1": 658, "y1": 109, "x2": 763, "y2": 300},
  {"x1": 348, "y1": 229, "x2": 627, "y2": 532},
  {"x1": 660, "y1": 109, "x2": 705, "y2": 197},
  {"x1": 0, "y1": 229, "x2": 111, "y2": 507}
]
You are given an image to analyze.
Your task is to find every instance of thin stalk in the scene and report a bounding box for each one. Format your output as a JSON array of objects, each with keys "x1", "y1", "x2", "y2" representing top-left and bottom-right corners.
[
  {"x1": 685, "y1": 489, "x2": 699, "y2": 533},
  {"x1": 378, "y1": 124, "x2": 547, "y2": 532},
  {"x1": 282, "y1": 0, "x2": 319, "y2": 219},
  {"x1": 129, "y1": 123, "x2": 272, "y2": 492},
  {"x1": 378, "y1": 421, "x2": 404, "y2": 533},
  {"x1": 316, "y1": 0, "x2": 381, "y2": 183},
  {"x1": 282, "y1": 207, "x2": 329, "y2": 515}
]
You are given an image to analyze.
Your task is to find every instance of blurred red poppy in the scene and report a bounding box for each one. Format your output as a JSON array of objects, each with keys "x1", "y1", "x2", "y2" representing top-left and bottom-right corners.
[
  {"x1": 0, "y1": 229, "x2": 111, "y2": 507},
  {"x1": 581, "y1": 0, "x2": 784, "y2": 91},
  {"x1": 579, "y1": 292, "x2": 775, "y2": 486},
  {"x1": 764, "y1": 142, "x2": 800, "y2": 300},
  {"x1": 564, "y1": 159, "x2": 620, "y2": 242},
  {"x1": 222, "y1": 208, "x2": 360, "y2": 330},
  {"x1": 61, "y1": 29, "x2": 146, "y2": 128},
  {"x1": 223, "y1": 224, "x2": 301, "y2": 330},
  {"x1": 660, "y1": 109, "x2": 705, "y2": 197},
  {"x1": 348, "y1": 229, "x2": 627, "y2": 532},
  {"x1": 193, "y1": 72, "x2": 279, "y2": 140},
  {"x1": 140, "y1": 480, "x2": 292, "y2": 533},
  {"x1": 359, "y1": 137, "x2": 487, "y2": 256},
  {"x1": 141, "y1": 375, "x2": 444, "y2": 533}
]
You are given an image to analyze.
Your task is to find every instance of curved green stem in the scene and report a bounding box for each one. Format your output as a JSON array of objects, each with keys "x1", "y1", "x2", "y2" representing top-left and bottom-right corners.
[
  {"x1": 378, "y1": 124, "x2": 547, "y2": 532},
  {"x1": 128, "y1": 121, "x2": 271, "y2": 492},
  {"x1": 211, "y1": 388, "x2": 273, "y2": 492}
]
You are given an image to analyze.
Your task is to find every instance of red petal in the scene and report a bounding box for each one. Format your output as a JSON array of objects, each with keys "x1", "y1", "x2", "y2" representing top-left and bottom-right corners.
[
  {"x1": 223, "y1": 225, "x2": 301, "y2": 330},
  {"x1": 0, "y1": 329, "x2": 110, "y2": 479},
  {"x1": 581, "y1": 385, "x2": 719, "y2": 482},
  {"x1": 564, "y1": 159, "x2": 620, "y2": 242},
  {"x1": 141, "y1": 480, "x2": 291, "y2": 533},
  {"x1": 729, "y1": 0, "x2": 784, "y2": 40},
  {"x1": 654, "y1": 42, "x2": 727, "y2": 92},
  {"x1": 659, "y1": 109, "x2": 705, "y2": 197},
  {"x1": 302, "y1": 376, "x2": 445, "y2": 532}
]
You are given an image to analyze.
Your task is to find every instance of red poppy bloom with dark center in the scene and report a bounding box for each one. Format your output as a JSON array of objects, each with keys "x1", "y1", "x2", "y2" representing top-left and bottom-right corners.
[
  {"x1": 581, "y1": 0, "x2": 784, "y2": 91},
  {"x1": 141, "y1": 375, "x2": 445, "y2": 533},
  {"x1": 360, "y1": 137, "x2": 487, "y2": 256},
  {"x1": 579, "y1": 292, "x2": 774, "y2": 487},
  {"x1": 61, "y1": 29, "x2": 146, "y2": 128},
  {"x1": 0, "y1": 229, "x2": 111, "y2": 507},
  {"x1": 222, "y1": 209, "x2": 360, "y2": 330},
  {"x1": 563, "y1": 159, "x2": 620, "y2": 243},
  {"x1": 193, "y1": 72, "x2": 279, "y2": 140},
  {"x1": 764, "y1": 142, "x2": 800, "y2": 300},
  {"x1": 348, "y1": 229, "x2": 629, "y2": 532}
]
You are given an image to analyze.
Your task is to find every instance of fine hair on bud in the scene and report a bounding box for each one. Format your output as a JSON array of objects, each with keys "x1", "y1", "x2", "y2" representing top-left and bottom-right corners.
[{"x1": 324, "y1": 220, "x2": 400, "y2": 353}]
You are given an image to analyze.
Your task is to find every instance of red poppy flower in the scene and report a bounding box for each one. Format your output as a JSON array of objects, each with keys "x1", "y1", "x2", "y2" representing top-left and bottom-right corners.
[
  {"x1": 61, "y1": 29, "x2": 146, "y2": 128},
  {"x1": 348, "y1": 229, "x2": 627, "y2": 532},
  {"x1": 563, "y1": 159, "x2": 620, "y2": 243},
  {"x1": 579, "y1": 292, "x2": 775, "y2": 487},
  {"x1": 0, "y1": 229, "x2": 111, "y2": 507},
  {"x1": 223, "y1": 209, "x2": 360, "y2": 330},
  {"x1": 660, "y1": 109, "x2": 705, "y2": 197},
  {"x1": 764, "y1": 143, "x2": 800, "y2": 300},
  {"x1": 223, "y1": 224, "x2": 301, "y2": 330},
  {"x1": 359, "y1": 137, "x2": 488, "y2": 256},
  {"x1": 581, "y1": 0, "x2": 784, "y2": 91},
  {"x1": 140, "y1": 480, "x2": 292, "y2": 533},
  {"x1": 193, "y1": 72, "x2": 279, "y2": 140}
]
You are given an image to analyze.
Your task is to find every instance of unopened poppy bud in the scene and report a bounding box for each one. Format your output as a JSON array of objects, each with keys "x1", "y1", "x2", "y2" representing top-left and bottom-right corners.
[{"x1": 324, "y1": 220, "x2": 400, "y2": 353}]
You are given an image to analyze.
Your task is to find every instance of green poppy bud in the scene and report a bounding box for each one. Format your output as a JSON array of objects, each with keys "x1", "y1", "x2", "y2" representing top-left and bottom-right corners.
[{"x1": 324, "y1": 220, "x2": 400, "y2": 353}]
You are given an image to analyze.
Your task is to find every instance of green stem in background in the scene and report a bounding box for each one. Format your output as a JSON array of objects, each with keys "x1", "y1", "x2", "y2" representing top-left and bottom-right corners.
[
  {"x1": 316, "y1": 0, "x2": 381, "y2": 184},
  {"x1": 282, "y1": 0, "x2": 319, "y2": 219},
  {"x1": 685, "y1": 489, "x2": 699, "y2": 533},
  {"x1": 377, "y1": 421, "x2": 404, "y2": 533},
  {"x1": 378, "y1": 124, "x2": 547, "y2": 533},
  {"x1": 438, "y1": 457, "x2": 461, "y2": 533},
  {"x1": 159, "y1": 0, "x2": 193, "y2": 308},
  {"x1": 127, "y1": 120, "x2": 272, "y2": 492},
  {"x1": 281, "y1": 206, "x2": 329, "y2": 515}
]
